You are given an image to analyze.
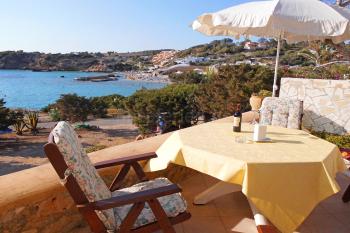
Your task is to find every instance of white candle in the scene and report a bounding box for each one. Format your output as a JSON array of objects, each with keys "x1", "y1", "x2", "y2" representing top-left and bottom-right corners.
[{"x1": 253, "y1": 124, "x2": 267, "y2": 141}]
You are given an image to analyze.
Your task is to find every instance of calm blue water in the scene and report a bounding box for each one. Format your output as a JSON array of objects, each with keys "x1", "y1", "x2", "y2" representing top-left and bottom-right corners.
[{"x1": 0, "y1": 70, "x2": 166, "y2": 109}]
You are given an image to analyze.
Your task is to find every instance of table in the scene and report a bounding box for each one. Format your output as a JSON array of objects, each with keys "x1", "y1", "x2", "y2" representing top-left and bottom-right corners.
[{"x1": 145, "y1": 117, "x2": 346, "y2": 233}]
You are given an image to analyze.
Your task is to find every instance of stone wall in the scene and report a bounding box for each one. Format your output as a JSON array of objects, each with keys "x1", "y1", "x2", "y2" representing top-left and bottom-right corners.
[{"x1": 280, "y1": 78, "x2": 350, "y2": 135}]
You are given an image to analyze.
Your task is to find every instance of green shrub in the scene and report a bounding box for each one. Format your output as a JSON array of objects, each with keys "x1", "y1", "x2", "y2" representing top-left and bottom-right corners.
[
  {"x1": 326, "y1": 135, "x2": 350, "y2": 148},
  {"x1": 195, "y1": 64, "x2": 273, "y2": 119},
  {"x1": 89, "y1": 97, "x2": 108, "y2": 118},
  {"x1": 85, "y1": 144, "x2": 107, "y2": 153},
  {"x1": 0, "y1": 99, "x2": 14, "y2": 130},
  {"x1": 312, "y1": 131, "x2": 350, "y2": 148},
  {"x1": 56, "y1": 94, "x2": 91, "y2": 122},
  {"x1": 41, "y1": 103, "x2": 57, "y2": 113},
  {"x1": 169, "y1": 71, "x2": 206, "y2": 84},
  {"x1": 45, "y1": 94, "x2": 126, "y2": 121},
  {"x1": 10, "y1": 110, "x2": 26, "y2": 135},
  {"x1": 74, "y1": 124, "x2": 98, "y2": 130},
  {"x1": 25, "y1": 111, "x2": 39, "y2": 135},
  {"x1": 282, "y1": 63, "x2": 350, "y2": 80},
  {"x1": 49, "y1": 108, "x2": 61, "y2": 121},
  {"x1": 258, "y1": 90, "x2": 272, "y2": 98},
  {"x1": 90, "y1": 94, "x2": 126, "y2": 109},
  {"x1": 125, "y1": 84, "x2": 199, "y2": 134}
]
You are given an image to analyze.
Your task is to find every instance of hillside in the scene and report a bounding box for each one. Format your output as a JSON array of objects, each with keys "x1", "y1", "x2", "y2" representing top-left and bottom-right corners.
[
  {"x1": 0, "y1": 38, "x2": 348, "y2": 72},
  {"x1": 0, "y1": 50, "x2": 167, "y2": 72}
]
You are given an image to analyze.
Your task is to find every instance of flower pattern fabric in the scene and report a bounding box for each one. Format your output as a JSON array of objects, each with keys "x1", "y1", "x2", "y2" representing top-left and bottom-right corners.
[
  {"x1": 112, "y1": 177, "x2": 187, "y2": 229},
  {"x1": 260, "y1": 97, "x2": 303, "y2": 129},
  {"x1": 52, "y1": 121, "x2": 116, "y2": 231}
]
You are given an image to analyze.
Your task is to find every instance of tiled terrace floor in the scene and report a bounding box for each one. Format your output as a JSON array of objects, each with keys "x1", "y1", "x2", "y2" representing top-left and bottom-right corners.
[
  {"x1": 172, "y1": 172, "x2": 350, "y2": 233},
  {"x1": 77, "y1": 172, "x2": 350, "y2": 233}
]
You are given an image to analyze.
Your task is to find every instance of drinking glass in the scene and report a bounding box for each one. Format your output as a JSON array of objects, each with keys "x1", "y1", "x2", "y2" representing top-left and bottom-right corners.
[{"x1": 235, "y1": 135, "x2": 246, "y2": 144}]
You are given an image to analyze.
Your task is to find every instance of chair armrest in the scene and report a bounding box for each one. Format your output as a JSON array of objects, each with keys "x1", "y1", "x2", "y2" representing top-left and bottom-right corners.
[
  {"x1": 94, "y1": 152, "x2": 157, "y2": 169},
  {"x1": 77, "y1": 184, "x2": 181, "y2": 211}
]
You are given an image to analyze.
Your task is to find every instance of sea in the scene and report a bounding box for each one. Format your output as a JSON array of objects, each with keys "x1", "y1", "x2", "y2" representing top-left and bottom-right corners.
[{"x1": 0, "y1": 70, "x2": 167, "y2": 110}]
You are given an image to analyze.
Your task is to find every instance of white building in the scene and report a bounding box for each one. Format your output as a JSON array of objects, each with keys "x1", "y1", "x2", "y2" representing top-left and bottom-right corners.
[
  {"x1": 175, "y1": 56, "x2": 209, "y2": 65},
  {"x1": 244, "y1": 41, "x2": 258, "y2": 50}
]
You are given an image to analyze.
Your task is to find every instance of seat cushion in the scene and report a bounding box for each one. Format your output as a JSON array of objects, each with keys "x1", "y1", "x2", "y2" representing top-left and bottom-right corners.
[
  {"x1": 52, "y1": 121, "x2": 116, "y2": 231},
  {"x1": 260, "y1": 97, "x2": 303, "y2": 129},
  {"x1": 112, "y1": 177, "x2": 187, "y2": 229}
]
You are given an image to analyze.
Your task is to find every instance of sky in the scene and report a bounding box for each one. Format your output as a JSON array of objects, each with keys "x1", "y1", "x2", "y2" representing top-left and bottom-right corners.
[{"x1": 0, "y1": 0, "x2": 253, "y2": 53}]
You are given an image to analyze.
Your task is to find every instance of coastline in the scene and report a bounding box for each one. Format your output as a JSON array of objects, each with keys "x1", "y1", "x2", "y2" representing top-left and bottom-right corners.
[
  {"x1": 0, "y1": 69, "x2": 168, "y2": 109},
  {"x1": 125, "y1": 71, "x2": 172, "y2": 84}
]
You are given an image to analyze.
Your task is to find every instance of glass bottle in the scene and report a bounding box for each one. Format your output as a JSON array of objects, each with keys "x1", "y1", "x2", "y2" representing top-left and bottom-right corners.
[{"x1": 233, "y1": 104, "x2": 242, "y2": 132}]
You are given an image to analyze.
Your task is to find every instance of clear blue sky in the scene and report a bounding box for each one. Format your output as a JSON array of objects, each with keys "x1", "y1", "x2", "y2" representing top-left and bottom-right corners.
[{"x1": 0, "y1": 0, "x2": 253, "y2": 53}]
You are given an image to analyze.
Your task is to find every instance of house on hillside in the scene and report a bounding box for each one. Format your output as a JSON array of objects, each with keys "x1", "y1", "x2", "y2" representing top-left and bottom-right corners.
[
  {"x1": 244, "y1": 41, "x2": 258, "y2": 50},
  {"x1": 257, "y1": 42, "x2": 269, "y2": 49},
  {"x1": 175, "y1": 56, "x2": 209, "y2": 65}
]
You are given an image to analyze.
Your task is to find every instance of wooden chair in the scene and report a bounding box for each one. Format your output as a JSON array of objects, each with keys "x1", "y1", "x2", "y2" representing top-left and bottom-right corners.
[
  {"x1": 44, "y1": 121, "x2": 191, "y2": 233},
  {"x1": 340, "y1": 148, "x2": 350, "y2": 203}
]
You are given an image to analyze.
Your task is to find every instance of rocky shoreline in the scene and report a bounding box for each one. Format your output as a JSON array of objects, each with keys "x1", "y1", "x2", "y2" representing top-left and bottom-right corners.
[
  {"x1": 74, "y1": 74, "x2": 119, "y2": 82},
  {"x1": 125, "y1": 71, "x2": 171, "y2": 83}
]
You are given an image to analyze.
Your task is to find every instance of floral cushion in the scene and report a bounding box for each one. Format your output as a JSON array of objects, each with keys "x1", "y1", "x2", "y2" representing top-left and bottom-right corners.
[
  {"x1": 260, "y1": 97, "x2": 303, "y2": 129},
  {"x1": 52, "y1": 121, "x2": 116, "y2": 231},
  {"x1": 112, "y1": 177, "x2": 187, "y2": 229}
]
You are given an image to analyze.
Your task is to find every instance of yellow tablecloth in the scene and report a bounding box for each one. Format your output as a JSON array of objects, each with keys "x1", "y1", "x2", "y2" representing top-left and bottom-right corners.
[{"x1": 145, "y1": 117, "x2": 346, "y2": 233}]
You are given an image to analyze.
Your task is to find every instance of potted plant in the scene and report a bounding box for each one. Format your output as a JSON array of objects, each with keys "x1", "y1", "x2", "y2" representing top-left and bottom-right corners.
[{"x1": 249, "y1": 93, "x2": 263, "y2": 111}]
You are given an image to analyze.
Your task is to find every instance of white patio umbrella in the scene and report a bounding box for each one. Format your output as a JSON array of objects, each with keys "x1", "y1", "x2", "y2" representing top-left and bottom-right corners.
[{"x1": 192, "y1": 0, "x2": 350, "y2": 96}]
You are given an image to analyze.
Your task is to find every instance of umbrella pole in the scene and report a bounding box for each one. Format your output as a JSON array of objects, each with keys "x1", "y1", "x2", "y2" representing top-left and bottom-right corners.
[{"x1": 272, "y1": 35, "x2": 281, "y2": 97}]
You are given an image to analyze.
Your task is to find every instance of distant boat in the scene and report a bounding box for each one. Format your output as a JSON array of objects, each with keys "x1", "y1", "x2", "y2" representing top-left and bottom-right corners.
[{"x1": 60, "y1": 75, "x2": 65, "y2": 78}]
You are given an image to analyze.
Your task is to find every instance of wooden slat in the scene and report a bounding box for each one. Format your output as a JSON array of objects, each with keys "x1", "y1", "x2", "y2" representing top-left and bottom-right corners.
[
  {"x1": 118, "y1": 202, "x2": 145, "y2": 233},
  {"x1": 79, "y1": 184, "x2": 181, "y2": 211},
  {"x1": 94, "y1": 152, "x2": 157, "y2": 169},
  {"x1": 109, "y1": 164, "x2": 131, "y2": 191}
]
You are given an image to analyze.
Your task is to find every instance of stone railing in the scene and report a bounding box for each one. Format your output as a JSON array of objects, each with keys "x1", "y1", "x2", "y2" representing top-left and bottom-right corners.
[{"x1": 0, "y1": 113, "x2": 254, "y2": 233}]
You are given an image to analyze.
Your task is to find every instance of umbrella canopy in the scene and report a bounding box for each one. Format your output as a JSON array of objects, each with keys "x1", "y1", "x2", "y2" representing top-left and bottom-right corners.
[{"x1": 192, "y1": 0, "x2": 350, "y2": 96}]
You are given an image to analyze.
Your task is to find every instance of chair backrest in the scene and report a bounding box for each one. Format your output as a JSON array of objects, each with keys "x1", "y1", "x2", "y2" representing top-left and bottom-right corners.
[
  {"x1": 44, "y1": 121, "x2": 116, "y2": 232},
  {"x1": 260, "y1": 97, "x2": 303, "y2": 129}
]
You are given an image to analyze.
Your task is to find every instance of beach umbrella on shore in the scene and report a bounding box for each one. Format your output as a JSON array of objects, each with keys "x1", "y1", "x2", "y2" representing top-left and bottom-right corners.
[{"x1": 192, "y1": 0, "x2": 350, "y2": 96}]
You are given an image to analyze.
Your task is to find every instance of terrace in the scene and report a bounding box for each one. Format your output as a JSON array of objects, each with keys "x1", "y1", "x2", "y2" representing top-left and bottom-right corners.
[
  {"x1": 0, "y1": 76, "x2": 349, "y2": 233},
  {"x1": 0, "y1": 126, "x2": 349, "y2": 233},
  {"x1": 1, "y1": 77, "x2": 350, "y2": 233},
  {"x1": 2, "y1": 1, "x2": 350, "y2": 232}
]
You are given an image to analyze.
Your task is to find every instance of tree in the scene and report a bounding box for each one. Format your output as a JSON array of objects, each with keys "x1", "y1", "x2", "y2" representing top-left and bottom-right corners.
[
  {"x1": 89, "y1": 97, "x2": 109, "y2": 118},
  {"x1": 195, "y1": 64, "x2": 273, "y2": 119},
  {"x1": 125, "y1": 84, "x2": 199, "y2": 135},
  {"x1": 0, "y1": 99, "x2": 14, "y2": 130},
  {"x1": 169, "y1": 71, "x2": 206, "y2": 84},
  {"x1": 298, "y1": 41, "x2": 338, "y2": 67},
  {"x1": 56, "y1": 94, "x2": 91, "y2": 122}
]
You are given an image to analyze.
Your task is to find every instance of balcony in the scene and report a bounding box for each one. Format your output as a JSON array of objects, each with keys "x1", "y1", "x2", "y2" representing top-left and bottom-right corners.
[{"x1": 0, "y1": 128, "x2": 349, "y2": 233}]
